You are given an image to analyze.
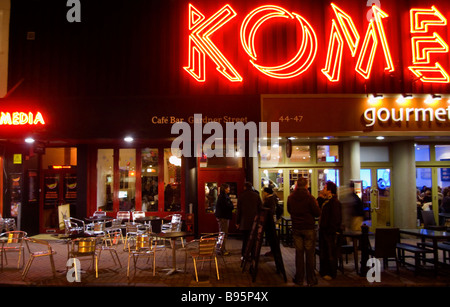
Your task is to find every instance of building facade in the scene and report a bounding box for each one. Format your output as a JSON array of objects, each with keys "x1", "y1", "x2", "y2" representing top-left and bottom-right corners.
[{"x1": 1, "y1": 0, "x2": 450, "y2": 235}]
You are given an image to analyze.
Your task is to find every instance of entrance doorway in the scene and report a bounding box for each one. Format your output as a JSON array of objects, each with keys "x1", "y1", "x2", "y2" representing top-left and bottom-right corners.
[
  {"x1": 197, "y1": 169, "x2": 244, "y2": 234},
  {"x1": 40, "y1": 168, "x2": 77, "y2": 233},
  {"x1": 360, "y1": 168, "x2": 392, "y2": 231}
]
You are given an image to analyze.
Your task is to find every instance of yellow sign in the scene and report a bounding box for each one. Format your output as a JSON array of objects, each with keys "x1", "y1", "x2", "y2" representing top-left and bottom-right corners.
[{"x1": 13, "y1": 154, "x2": 22, "y2": 164}]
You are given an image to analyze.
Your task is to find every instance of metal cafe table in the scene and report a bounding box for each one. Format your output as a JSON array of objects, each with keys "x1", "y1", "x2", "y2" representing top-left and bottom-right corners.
[
  {"x1": 400, "y1": 228, "x2": 450, "y2": 276},
  {"x1": 155, "y1": 231, "x2": 193, "y2": 275}
]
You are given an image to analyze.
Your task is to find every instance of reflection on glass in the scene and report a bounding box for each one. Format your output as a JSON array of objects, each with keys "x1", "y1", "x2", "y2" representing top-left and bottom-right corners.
[
  {"x1": 205, "y1": 182, "x2": 218, "y2": 213},
  {"x1": 97, "y1": 149, "x2": 114, "y2": 211},
  {"x1": 164, "y1": 148, "x2": 181, "y2": 212},
  {"x1": 260, "y1": 144, "x2": 282, "y2": 166},
  {"x1": 119, "y1": 148, "x2": 136, "y2": 211},
  {"x1": 142, "y1": 148, "x2": 159, "y2": 212},
  {"x1": 416, "y1": 167, "x2": 432, "y2": 209},
  {"x1": 289, "y1": 145, "x2": 310, "y2": 163},
  {"x1": 289, "y1": 169, "x2": 311, "y2": 192},
  {"x1": 435, "y1": 145, "x2": 450, "y2": 162},
  {"x1": 317, "y1": 145, "x2": 339, "y2": 162},
  {"x1": 318, "y1": 169, "x2": 340, "y2": 192},
  {"x1": 415, "y1": 144, "x2": 430, "y2": 162}
]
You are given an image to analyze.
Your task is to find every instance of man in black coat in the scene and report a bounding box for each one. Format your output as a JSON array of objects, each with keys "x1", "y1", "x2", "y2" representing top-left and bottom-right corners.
[
  {"x1": 288, "y1": 178, "x2": 321, "y2": 286},
  {"x1": 236, "y1": 182, "x2": 262, "y2": 257}
]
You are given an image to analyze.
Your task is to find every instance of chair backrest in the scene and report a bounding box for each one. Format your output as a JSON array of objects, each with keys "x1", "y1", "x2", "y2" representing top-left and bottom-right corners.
[
  {"x1": 171, "y1": 214, "x2": 182, "y2": 231},
  {"x1": 150, "y1": 219, "x2": 162, "y2": 233},
  {"x1": 26, "y1": 237, "x2": 53, "y2": 254},
  {"x1": 110, "y1": 219, "x2": 122, "y2": 228},
  {"x1": 133, "y1": 211, "x2": 145, "y2": 221},
  {"x1": 105, "y1": 229, "x2": 122, "y2": 246},
  {"x1": 134, "y1": 233, "x2": 151, "y2": 251},
  {"x1": 93, "y1": 211, "x2": 106, "y2": 217},
  {"x1": 373, "y1": 228, "x2": 399, "y2": 258},
  {"x1": 198, "y1": 238, "x2": 217, "y2": 257},
  {"x1": 117, "y1": 211, "x2": 130, "y2": 221},
  {"x1": 72, "y1": 238, "x2": 97, "y2": 254},
  {"x1": 422, "y1": 210, "x2": 437, "y2": 227},
  {"x1": 125, "y1": 223, "x2": 139, "y2": 233},
  {"x1": 5, "y1": 231, "x2": 27, "y2": 244}
]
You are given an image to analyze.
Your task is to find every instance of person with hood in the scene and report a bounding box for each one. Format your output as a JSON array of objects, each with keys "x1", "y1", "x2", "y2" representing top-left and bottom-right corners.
[{"x1": 287, "y1": 178, "x2": 321, "y2": 286}]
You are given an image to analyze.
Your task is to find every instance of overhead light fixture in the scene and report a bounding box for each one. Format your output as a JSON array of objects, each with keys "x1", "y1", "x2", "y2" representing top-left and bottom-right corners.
[
  {"x1": 376, "y1": 136, "x2": 385, "y2": 140},
  {"x1": 124, "y1": 136, "x2": 134, "y2": 142},
  {"x1": 25, "y1": 137, "x2": 35, "y2": 144}
]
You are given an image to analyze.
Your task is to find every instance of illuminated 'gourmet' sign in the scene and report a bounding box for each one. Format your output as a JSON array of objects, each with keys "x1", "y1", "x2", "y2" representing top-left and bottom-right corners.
[{"x1": 184, "y1": 3, "x2": 449, "y2": 83}]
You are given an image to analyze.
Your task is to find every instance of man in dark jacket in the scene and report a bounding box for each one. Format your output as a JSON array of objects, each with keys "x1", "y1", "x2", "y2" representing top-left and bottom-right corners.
[
  {"x1": 236, "y1": 182, "x2": 262, "y2": 257},
  {"x1": 317, "y1": 181, "x2": 342, "y2": 280},
  {"x1": 287, "y1": 178, "x2": 321, "y2": 286},
  {"x1": 215, "y1": 183, "x2": 234, "y2": 255}
]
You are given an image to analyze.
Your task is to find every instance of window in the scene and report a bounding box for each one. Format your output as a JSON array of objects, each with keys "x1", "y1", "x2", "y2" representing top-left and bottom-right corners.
[
  {"x1": 141, "y1": 148, "x2": 158, "y2": 212},
  {"x1": 119, "y1": 149, "x2": 136, "y2": 211},
  {"x1": 435, "y1": 145, "x2": 450, "y2": 162},
  {"x1": 97, "y1": 149, "x2": 114, "y2": 211},
  {"x1": 317, "y1": 145, "x2": 339, "y2": 162},
  {"x1": 415, "y1": 144, "x2": 430, "y2": 162},
  {"x1": 164, "y1": 148, "x2": 181, "y2": 212},
  {"x1": 289, "y1": 145, "x2": 311, "y2": 163}
]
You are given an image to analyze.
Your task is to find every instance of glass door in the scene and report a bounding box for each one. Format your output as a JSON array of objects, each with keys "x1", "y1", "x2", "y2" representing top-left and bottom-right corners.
[
  {"x1": 40, "y1": 168, "x2": 77, "y2": 233},
  {"x1": 360, "y1": 168, "x2": 392, "y2": 231}
]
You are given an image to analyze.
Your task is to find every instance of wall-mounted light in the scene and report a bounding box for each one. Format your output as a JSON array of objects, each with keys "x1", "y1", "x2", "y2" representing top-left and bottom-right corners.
[
  {"x1": 368, "y1": 94, "x2": 383, "y2": 105},
  {"x1": 124, "y1": 136, "x2": 134, "y2": 142},
  {"x1": 396, "y1": 94, "x2": 412, "y2": 104},
  {"x1": 425, "y1": 94, "x2": 441, "y2": 104}
]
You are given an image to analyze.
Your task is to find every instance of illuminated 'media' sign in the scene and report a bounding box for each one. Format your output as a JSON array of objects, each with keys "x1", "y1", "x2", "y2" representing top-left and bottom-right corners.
[
  {"x1": 184, "y1": 3, "x2": 449, "y2": 83},
  {"x1": 0, "y1": 112, "x2": 45, "y2": 126}
]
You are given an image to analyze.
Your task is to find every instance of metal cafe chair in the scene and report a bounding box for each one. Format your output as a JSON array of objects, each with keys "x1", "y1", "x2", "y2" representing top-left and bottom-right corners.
[
  {"x1": 368, "y1": 228, "x2": 400, "y2": 273},
  {"x1": 68, "y1": 237, "x2": 99, "y2": 278},
  {"x1": 0, "y1": 231, "x2": 28, "y2": 270},
  {"x1": 22, "y1": 237, "x2": 57, "y2": 280},
  {"x1": 98, "y1": 229, "x2": 122, "y2": 268},
  {"x1": 189, "y1": 237, "x2": 220, "y2": 282},
  {"x1": 127, "y1": 233, "x2": 158, "y2": 278}
]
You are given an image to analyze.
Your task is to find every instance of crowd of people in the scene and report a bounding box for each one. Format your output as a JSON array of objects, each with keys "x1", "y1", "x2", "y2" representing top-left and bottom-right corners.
[{"x1": 214, "y1": 178, "x2": 364, "y2": 287}]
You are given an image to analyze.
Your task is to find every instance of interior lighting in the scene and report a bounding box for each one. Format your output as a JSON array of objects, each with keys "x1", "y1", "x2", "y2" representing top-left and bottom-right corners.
[
  {"x1": 376, "y1": 136, "x2": 385, "y2": 140},
  {"x1": 25, "y1": 137, "x2": 35, "y2": 144}
]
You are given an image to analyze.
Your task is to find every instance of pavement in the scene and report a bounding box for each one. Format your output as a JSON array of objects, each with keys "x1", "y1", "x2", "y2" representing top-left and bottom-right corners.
[{"x1": 0, "y1": 234, "x2": 449, "y2": 303}]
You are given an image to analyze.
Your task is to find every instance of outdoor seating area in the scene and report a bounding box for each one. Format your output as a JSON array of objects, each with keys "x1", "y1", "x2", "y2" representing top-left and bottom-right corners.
[{"x1": 0, "y1": 214, "x2": 450, "y2": 287}]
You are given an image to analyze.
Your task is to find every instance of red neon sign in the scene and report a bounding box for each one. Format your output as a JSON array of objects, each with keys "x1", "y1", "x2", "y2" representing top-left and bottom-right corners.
[
  {"x1": 409, "y1": 6, "x2": 449, "y2": 83},
  {"x1": 240, "y1": 5, "x2": 317, "y2": 79},
  {"x1": 184, "y1": 3, "x2": 450, "y2": 84},
  {"x1": 0, "y1": 111, "x2": 45, "y2": 126}
]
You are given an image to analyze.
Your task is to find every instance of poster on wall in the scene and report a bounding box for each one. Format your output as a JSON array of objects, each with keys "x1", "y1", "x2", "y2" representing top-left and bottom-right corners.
[
  {"x1": 64, "y1": 173, "x2": 77, "y2": 205},
  {"x1": 44, "y1": 174, "x2": 59, "y2": 203},
  {"x1": 28, "y1": 170, "x2": 38, "y2": 203}
]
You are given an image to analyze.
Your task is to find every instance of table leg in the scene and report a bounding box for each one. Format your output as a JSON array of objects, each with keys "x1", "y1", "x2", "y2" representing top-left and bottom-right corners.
[
  {"x1": 432, "y1": 239, "x2": 439, "y2": 276},
  {"x1": 352, "y1": 238, "x2": 359, "y2": 274}
]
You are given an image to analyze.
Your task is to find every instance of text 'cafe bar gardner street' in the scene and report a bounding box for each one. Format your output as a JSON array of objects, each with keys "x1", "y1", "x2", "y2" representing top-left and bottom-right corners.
[{"x1": 0, "y1": 0, "x2": 450, "y2": 235}]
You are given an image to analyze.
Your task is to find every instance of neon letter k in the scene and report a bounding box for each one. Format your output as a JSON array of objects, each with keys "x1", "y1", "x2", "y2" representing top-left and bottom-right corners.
[{"x1": 184, "y1": 4, "x2": 242, "y2": 82}]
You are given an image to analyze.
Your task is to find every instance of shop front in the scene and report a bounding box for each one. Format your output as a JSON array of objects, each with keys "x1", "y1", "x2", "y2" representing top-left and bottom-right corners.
[{"x1": 1, "y1": 0, "x2": 450, "y2": 235}]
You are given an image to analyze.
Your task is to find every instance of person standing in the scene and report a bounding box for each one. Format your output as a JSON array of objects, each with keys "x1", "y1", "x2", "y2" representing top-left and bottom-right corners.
[
  {"x1": 215, "y1": 183, "x2": 234, "y2": 255},
  {"x1": 287, "y1": 178, "x2": 321, "y2": 286},
  {"x1": 236, "y1": 182, "x2": 262, "y2": 257},
  {"x1": 317, "y1": 181, "x2": 342, "y2": 281},
  {"x1": 262, "y1": 187, "x2": 278, "y2": 257}
]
